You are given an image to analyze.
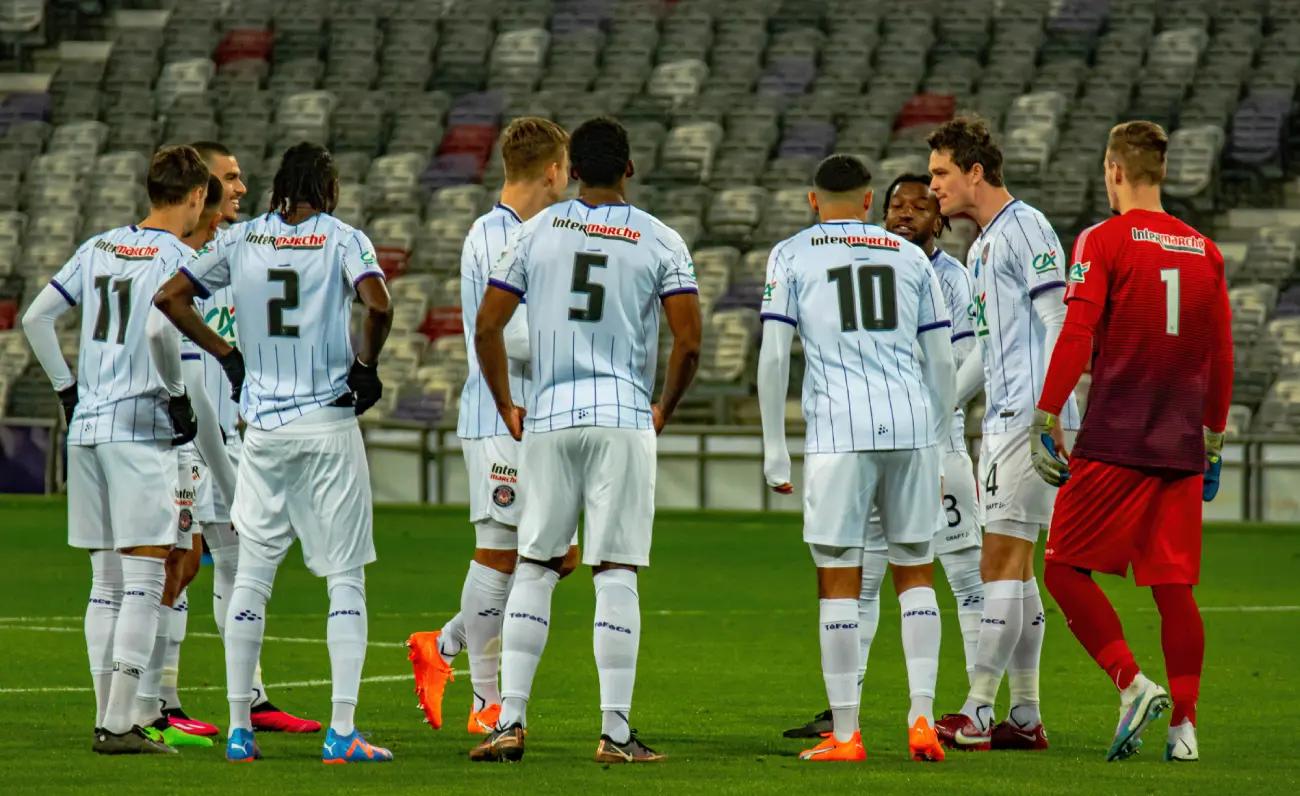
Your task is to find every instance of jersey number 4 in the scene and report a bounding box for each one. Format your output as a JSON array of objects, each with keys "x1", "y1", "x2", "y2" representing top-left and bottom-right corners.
[
  {"x1": 827, "y1": 265, "x2": 897, "y2": 332},
  {"x1": 267, "y1": 268, "x2": 300, "y2": 337},
  {"x1": 569, "y1": 252, "x2": 607, "y2": 322},
  {"x1": 91, "y1": 275, "x2": 132, "y2": 345}
]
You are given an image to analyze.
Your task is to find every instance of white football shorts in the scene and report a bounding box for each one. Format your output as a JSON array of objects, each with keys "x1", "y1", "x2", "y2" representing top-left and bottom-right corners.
[
  {"x1": 863, "y1": 446, "x2": 982, "y2": 556},
  {"x1": 804, "y1": 446, "x2": 942, "y2": 550},
  {"x1": 185, "y1": 433, "x2": 240, "y2": 525},
  {"x1": 979, "y1": 428, "x2": 1076, "y2": 537},
  {"x1": 231, "y1": 412, "x2": 376, "y2": 577},
  {"x1": 517, "y1": 426, "x2": 656, "y2": 568},
  {"x1": 462, "y1": 435, "x2": 524, "y2": 529},
  {"x1": 68, "y1": 440, "x2": 178, "y2": 550}
]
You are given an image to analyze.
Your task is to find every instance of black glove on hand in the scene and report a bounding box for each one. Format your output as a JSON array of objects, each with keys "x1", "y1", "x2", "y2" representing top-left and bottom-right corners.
[
  {"x1": 217, "y1": 348, "x2": 246, "y2": 402},
  {"x1": 168, "y1": 392, "x2": 199, "y2": 447},
  {"x1": 347, "y1": 357, "x2": 382, "y2": 416},
  {"x1": 57, "y1": 383, "x2": 78, "y2": 425}
]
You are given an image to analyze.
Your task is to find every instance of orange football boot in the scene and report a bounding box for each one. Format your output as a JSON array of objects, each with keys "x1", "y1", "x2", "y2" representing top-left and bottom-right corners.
[
  {"x1": 469, "y1": 703, "x2": 502, "y2": 735},
  {"x1": 406, "y1": 630, "x2": 454, "y2": 729},
  {"x1": 799, "y1": 730, "x2": 866, "y2": 762},
  {"x1": 909, "y1": 716, "x2": 946, "y2": 762}
]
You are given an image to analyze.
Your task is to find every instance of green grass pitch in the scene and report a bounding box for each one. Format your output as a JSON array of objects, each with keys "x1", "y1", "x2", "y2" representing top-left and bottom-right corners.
[{"x1": 0, "y1": 496, "x2": 1296, "y2": 794}]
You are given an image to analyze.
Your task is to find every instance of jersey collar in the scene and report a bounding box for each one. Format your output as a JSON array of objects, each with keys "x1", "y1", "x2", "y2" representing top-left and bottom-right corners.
[
  {"x1": 980, "y1": 198, "x2": 1020, "y2": 235},
  {"x1": 575, "y1": 198, "x2": 628, "y2": 209},
  {"x1": 494, "y1": 202, "x2": 522, "y2": 223}
]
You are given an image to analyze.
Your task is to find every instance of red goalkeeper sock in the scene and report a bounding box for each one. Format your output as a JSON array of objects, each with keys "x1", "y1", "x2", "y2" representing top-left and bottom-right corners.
[
  {"x1": 1044, "y1": 561, "x2": 1139, "y2": 690},
  {"x1": 1152, "y1": 584, "x2": 1203, "y2": 726}
]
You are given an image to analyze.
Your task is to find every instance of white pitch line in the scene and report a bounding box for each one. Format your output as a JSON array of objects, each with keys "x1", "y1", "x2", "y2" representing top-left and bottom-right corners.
[
  {"x1": 0, "y1": 624, "x2": 408, "y2": 649},
  {"x1": 0, "y1": 671, "x2": 465, "y2": 696}
]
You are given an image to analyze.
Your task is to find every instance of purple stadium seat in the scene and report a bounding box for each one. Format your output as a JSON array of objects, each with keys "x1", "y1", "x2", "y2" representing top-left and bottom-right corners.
[
  {"x1": 392, "y1": 390, "x2": 446, "y2": 424},
  {"x1": 757, "y1": 57, "x2": 817, "y2": 100},
  {"x1": 447, "y1": 91, "x2": 506, "y2": 127},
  {"x1": 1276, "y1": 285, "x2": 1300, "y2": 318},
  {"x1": 778, "y1": 120, "x2": 836, "y2": 159},
  {"x1": 420, "y1": 153, "x2": 485, "y2": 191},
  {"x1": 1226, "y1": 92, "x2": 1291, "y2": 169},
  {"x1": 1047, "y1": 0, "x2": 1109, "y2": 36},
  {"x1": 0, "y1": 92, "x2": 50, "y2": 130}
]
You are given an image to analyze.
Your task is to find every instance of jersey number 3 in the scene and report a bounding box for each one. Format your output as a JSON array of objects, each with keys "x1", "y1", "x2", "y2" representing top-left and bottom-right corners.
[
  {"x1": 827, "y1": 265, "x2": 897, "y2": 332},
  {"x1": 267, "y1": 268, "x2": 300, "y2": 337},
  {"x1": 569, "y1": 252, "x2": 607, "y2": 322}
]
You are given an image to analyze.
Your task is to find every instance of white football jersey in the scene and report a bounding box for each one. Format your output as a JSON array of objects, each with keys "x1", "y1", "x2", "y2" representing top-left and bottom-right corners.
[
  {"x1": 761, "y1": 220, "x2": 951, "y2": 453},
  {"x1": 50, "y1": 225, "x2": 193, "y2": 445},
  {"x1": 182, "y1": 212, "x2": 385, "y2": 430},
  {"x1": 932, "y1": 248, "x2": 976, "y2": 453},
  {"x1": 488, "y1": 199, "x2": 698, "y2": 433},
  {"x1": 179, "y1": 282, "x2": 240, "y2": 437},
  {"x1": 967, "y1": 199, "x2": 1080, "y2": 433},
  {"x1": 457, "y1": 202, "x2": 531, "y2": 439}
]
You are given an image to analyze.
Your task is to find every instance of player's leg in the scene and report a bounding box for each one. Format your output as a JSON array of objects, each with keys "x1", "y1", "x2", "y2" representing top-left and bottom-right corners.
[
  {"x1": 937, "y1": 447, "x2": 985, "y2": 685},
  {"x1": 1042, "y1": 457, "x2": 1169, "y2": 760},
  {"x1": 68, "y1": 443, "x2": 119, "y2": 731},
  {"x1": 1131, "y1": 471, "x2": 1204, "y2": 761},
  {"x1": 584, "y1": 428, "x2": 663, "y2": 763}
]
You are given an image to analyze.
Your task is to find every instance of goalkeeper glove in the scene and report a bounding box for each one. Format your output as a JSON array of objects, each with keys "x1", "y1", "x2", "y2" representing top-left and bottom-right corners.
[
  {"x1": 167, "y1": 392, "x2": 199, "y2": 447},
  {"x1": 1203, "y1": 428, "x2": 1225, "y2": 502},
  {"x1": 57, "y1": 383, "x2": 78, "y2": 425},
  {"x1": 217, "y1": 347, "x2": 246, "y2": 402},
  {"x1": 1029, "y1": 408, "x2": 1070, "y2": 487},
  {"x1": 347, "y1": 357, "x2": 383, "y2": 416}
]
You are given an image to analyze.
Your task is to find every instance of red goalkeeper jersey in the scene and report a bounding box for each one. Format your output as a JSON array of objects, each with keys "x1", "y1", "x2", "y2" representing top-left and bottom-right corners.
[{"x1": 1044, "y1": 209, "x2": 1232, "y2": 473}]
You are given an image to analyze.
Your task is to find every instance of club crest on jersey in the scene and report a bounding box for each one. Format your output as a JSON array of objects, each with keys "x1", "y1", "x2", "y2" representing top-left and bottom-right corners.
[
  {"x1": 550, "y1": 217, "x2": 641, "y2": 243},
  {"x1": 1130, "y1": 227, "x2": 1206, "y2": 254},
  {"x1": 94, "y1": 240, "x2": 160, "y2": 261},
  {"x1": 1068, "y1": 261, "x2": 1090, "y2": 284},
  {"x1": 178, "y1": 508, "x2": 193, "y2": 532},
  {"x1": 809, "y1": 234, "x2": 901, "y2": 250},
  {"x1": 245, "y1": 232, "x2": 328, "y2": 250},
  {"x1": 492, "y1": 484, "x2": 516, "y2": 508},
  {"x1": 1031, "y1": 249, "x2": 1058, "y2": 273}
]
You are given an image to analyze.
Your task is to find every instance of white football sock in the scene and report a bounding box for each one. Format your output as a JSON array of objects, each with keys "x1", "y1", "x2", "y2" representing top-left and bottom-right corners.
[
  {"x1": 207, "y1": 530, "x2": 238, "y2": 640},
  {"x1": 85, "y1": 550, "x2": 122, "y2": 728},
  {"x1": 939, "y1": 548, "x2": 984, "y2": 686},
  {"x1": 160, "y1": 590, "x2": 187, "y2": 711},
  {"x1": 326, "y1": 569, "x2": 368, "y2": 736},
  {"x1": 819, "y1": 597, "x2": 860, "y2": 743},
  {"x1": 1008, "y1": 576, "x2": 1045, "y2": 728},
  {"x1": 594, "y1": 569, "x2": 640, "y2": 745},
  {"x1": 225, "y1": 556, "x2": 276, "y2": 733},
  {"x1": 858, "y1": 554, "x2": 887, "y2": 685},
  {"x1": 134, "y1": 601, "x2": 170, "y2": 726},
  {"x1": 461, "y1": 561, "x2": 512, "y2": 711},
  {"x1": 439, "y1": 612, "x2": 466, "y2": 664},
  {"x1": 103, "y1": 554, "x2": 166, "y2": 734},
  {"x1": 498, "y1": 563, "x2": 559, "y2": 729},
  {"x1": 899, "y1": 586, "x2": 941, "y2": 726},
  {"x1": 963, "y1": 578, "x2": 1025, "y2": 726}
]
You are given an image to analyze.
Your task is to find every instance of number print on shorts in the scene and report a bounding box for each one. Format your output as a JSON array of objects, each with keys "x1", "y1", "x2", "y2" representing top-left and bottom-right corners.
[
  {"x1": 983, "y1": 462, "x2": 999, "y2": 497},
  {"x1": 944, "y1": 494, "x2": 961, "y2": 527}
]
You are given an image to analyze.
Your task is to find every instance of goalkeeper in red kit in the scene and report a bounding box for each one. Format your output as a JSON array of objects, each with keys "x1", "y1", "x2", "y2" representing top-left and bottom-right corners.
[{"x1": 1028, "y1": 121, "x2": 1233, "y2": 764}]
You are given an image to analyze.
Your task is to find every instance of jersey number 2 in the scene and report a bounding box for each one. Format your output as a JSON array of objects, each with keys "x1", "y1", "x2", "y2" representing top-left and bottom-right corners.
[
  {"x1": 569, "y1": 252, "x2": 608, "y2": 322},
  {"x1": 267, "y1": 268, "x2": 300, "y2": 337},
  {"x1": 1159, "y1": 268, "x2": 1179, "y2": 336},
  {"x1": 91, "y1": 275, "x2": 132, "y2": 345},
  {"x1": 827, "y1": 265, "x2": 897, "y2": 331}
]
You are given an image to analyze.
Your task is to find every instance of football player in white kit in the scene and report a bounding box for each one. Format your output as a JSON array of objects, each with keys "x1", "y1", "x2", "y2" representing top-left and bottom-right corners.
[
  {"x1": 926, "y1": 117, "x2": 1079, "y2": 751},
  {"x1": 22, "y1": 145, "x2": 205, "y2": 754},
  {"x1": 758, "y1": 155, "x2": 956, "y2": 763},
  {"x1": 469, "y1": 118, "x2": 702, "y2": 764},
  {"x1": 782, "y1": 173, "x2": 986, "y2": 743},
  {"x1": 158, "y1": 142, "x2": 318, "y2": 738},
  {"x1": 406, "y1": 118, "x2": 581, "y2": 736},
  {"x1": 153, "y1": 142, "x2": 395, "y2": 765}
]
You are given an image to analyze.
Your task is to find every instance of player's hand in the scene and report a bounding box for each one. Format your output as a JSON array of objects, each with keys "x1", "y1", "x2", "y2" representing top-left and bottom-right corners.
[
  {"x1": 347, "y1": 357, "x2": 383, "y2": 416},
  {"x1": 652, "y1": 403, "x2": 667, "y2": 435},
  {"x1": 56, "y1": 383, "x2": 78, "y2": 425},
  {"x1": 1203, "y1": 428, "x2": 1225, "y2": 502},
  {"x1": 1029, "y1": 408, "x2": 1070, "y2": 487},
  {"x1": 217, "y1": 347, "x2": 245, "y2": 402},
  {"x1": 499, "y1": 403, "x2": 525, "y2": 441},
  {"x1": 167, "y1": 392, "x2": 199, "y2": 447},
  {"x1": 764, "y1": 449, "x2": 793, "y2": 494}
]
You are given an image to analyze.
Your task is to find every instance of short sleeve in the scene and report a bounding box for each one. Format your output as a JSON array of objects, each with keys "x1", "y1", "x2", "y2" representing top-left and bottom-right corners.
[
  {"x1": 917, "y1": 260, "x2": 952, "y2": 334},
  {"x1": 759, "y1": 242, "x2": 797, "y2": 326},
  {"x1": 1008, "y1": 210, "x2": 1068, "y2": 299},
  {"x1": 49, "y1": 245, "x2": 87, "y2": 306},
  {"x1": 340, "y1": 229, "x2": 385, "y2": 288},
  {"x1": 941, "y1": 261, "x2": 976, "y2": 343},
  {"x1": 183, "y1": 229, "x2": 234, "y2": 299},
  {"x1": 487, "y1": 219, "x2": 534, "y2": 298},
  {"x1": 657, "y1": 230, "x2": 699, "y2": 298},
  {"x1": 1063, "y1": 222, "x2": 1110, "y2": 308}
]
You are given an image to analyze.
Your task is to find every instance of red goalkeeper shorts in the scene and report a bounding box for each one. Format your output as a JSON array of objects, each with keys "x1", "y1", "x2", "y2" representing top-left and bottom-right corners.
[{"x1": 1045, "y1": 456, "x2": 1203, "y2": 586}]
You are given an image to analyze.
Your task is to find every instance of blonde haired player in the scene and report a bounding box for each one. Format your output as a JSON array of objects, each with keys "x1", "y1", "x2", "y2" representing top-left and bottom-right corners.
[{"x1": 406, "y1": 117, "x2": 580, "y2": 736}]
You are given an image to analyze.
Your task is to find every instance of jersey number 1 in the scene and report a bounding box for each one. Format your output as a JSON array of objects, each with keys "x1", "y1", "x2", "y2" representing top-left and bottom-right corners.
[
  {"x1": 1159, "y1": 268, "x2": 1179, "y2": 336},
  {"x1": 91, "y1": 275, "x2": 132, "y2": 345},
  {"x1": 827, "y1": 265, "x2": 897, "y2": 331},
  {"x1": 267, "y1": 268, "x2": 300, "y2": 337},
  {"x1": 569, "y1": 252, "x2": 607, "y2": 322}
]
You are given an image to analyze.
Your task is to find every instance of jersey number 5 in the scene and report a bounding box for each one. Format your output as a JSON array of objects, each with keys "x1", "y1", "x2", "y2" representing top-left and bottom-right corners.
[
  {"x1": 827, "y1": 265, "x2": 898, "y2": 332},
  {"x1": 569, "y1": 252, "x2": 607, "y2": 322},
  {"x1": 267, "y1": 268, "x2": 300, "y2": 337},
  {"x1": 91, "y1": 275, "x2": 132, "y2": 345}
]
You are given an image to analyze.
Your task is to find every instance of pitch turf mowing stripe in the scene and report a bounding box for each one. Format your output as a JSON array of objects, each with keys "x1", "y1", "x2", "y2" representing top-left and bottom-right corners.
[{"x1": 0, "y1": 671, "x2": 467, "y2": 695}]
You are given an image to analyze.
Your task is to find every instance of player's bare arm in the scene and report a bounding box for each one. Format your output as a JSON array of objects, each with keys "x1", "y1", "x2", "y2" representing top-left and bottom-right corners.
[
  {"x1": 154, "y1": 274, "x2": 234, "y2": 360},
  {"x1": 354, "y1": 275, "x2": 393, "y2": 367},
  {"x1": 475, "y1": 284, "x2": 525, "y2": 440},
  {"x1": 654, "y1": 291, "x2": 702, "y2": 434}
]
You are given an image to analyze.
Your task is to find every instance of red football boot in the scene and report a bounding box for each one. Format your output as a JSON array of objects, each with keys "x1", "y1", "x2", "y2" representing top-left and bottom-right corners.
[
  {"x1": 935, "y1": 713, "x2": 992, "y2": 751},
  {"x1": 250, "y1": 701, "x2": 322, "y2": 733},
  {"x1": 991, "y1": 720, "x2": 1050, "y2": 750}
]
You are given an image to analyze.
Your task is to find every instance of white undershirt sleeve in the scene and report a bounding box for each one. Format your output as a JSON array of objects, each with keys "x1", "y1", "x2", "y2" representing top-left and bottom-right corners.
[
  {"x1": 920, "y1": 330, "x2": 956, "y2": 440},
  {"x1": 1033, "y1": 286, "x2": 1069, "y2": 377},
  {"x1": 146, "y1": 308, "x2": 185, "y2": 397},
  {"x1": 757, "y1": 320, "x2": 795, "y2": 488},
  {"x1": 182, "y1": 357, "x2": 238, "y2": 507},
  {"x1": 503, "y1": 303, "x2": 530, "y2": 363},
  {"x1": 953, "y1": 341, "x2": 984, "y2": 409},
  {"x1": 20, "y1": 284, "x2": 75, "y2": 391}
]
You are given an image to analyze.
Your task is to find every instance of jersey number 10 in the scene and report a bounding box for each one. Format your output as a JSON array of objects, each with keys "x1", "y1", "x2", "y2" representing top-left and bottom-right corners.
[{"x1": 827, "y1": 264, "x2": 898, "y2": 332}]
